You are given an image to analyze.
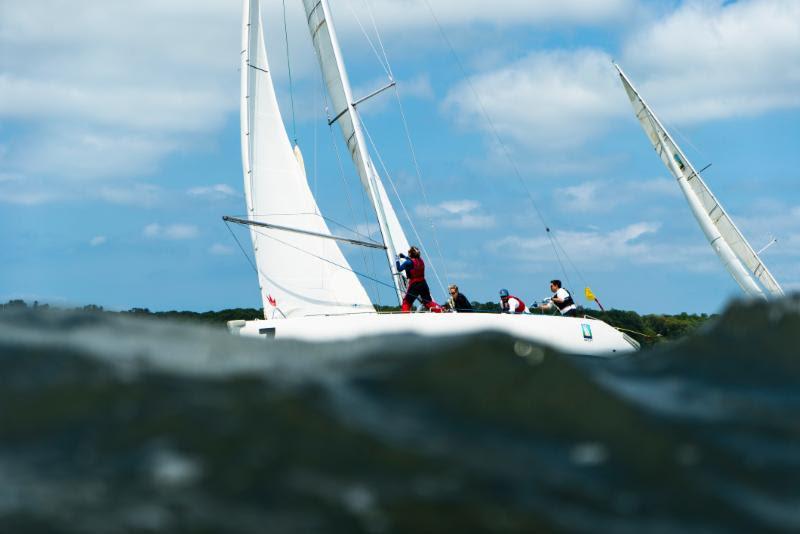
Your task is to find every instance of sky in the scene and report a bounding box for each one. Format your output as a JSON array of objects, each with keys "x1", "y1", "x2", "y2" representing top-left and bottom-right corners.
[{"x1": 1, "y1": 0, "x2": 798, "y2": 314}]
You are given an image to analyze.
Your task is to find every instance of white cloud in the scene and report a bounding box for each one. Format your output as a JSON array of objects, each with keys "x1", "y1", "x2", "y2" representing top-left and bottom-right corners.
[
  {"x1": 557, "y1": 178, "x2": 679, "y2": 213},
  {"x1": 97, "y1": 183, "x2": 162, "y2": 207},
  {"x1": 209, "y1": 243, "x2": 234, "y2": 255},
  {"x1": 0, "y1": 174, "x2": 61, "y2": 205},
  {"x1": 0, "y1": 0, "x2": 240, "y2": 202},
  {"x1": 488, "y1": 221, "x2": 722, "y2": 271},
  {"x1": 10, "y1": 127, "x2": 180, "y2": 181},
  {"x1": 89, "y1": 236, "x2": 107, "y2": 247},
  {"x1": 417, "y1": 199, "x2": 496, "y2": 229},
  {"x1": 341, "y1": 0, "x2": 634, "y2": 32},
  {"x1": 444, "y1": 49, "x2": 624, "y2": 150},
  {"x1": 443, "y1": 0, "x2": 800, "y2": 155},
  {"x1": 621, "y1": 0, "x2": 800, "y2": 123},
  {"x1": 354, "y1": 222, "x2": 380, "y2": 238},
  {"x1": 188, "y1": 184, "x2": 239, "y2": 199},
  {"x1": 143, "y1": 223, "x2": 199, "y2": 240}
]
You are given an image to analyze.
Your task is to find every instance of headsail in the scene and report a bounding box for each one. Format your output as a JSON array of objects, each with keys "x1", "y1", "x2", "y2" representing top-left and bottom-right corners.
[
  {"x1": 301, "y1": 0, "x2": 411, "y2": 303},
  {"x1": 614, "y1": 63, "x2": 784, "y2": 298},
  {"x1": 240, "y1": 0, "x2": 374, "y2": 318}
]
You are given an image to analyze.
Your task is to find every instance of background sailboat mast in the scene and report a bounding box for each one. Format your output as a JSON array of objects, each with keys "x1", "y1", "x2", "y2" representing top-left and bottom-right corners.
[
  {"x1": 305, "y1": 0, "x2": 406, "y2": 303},
  {"x1": 614, "y1": 63, "x2": 783, "y2": 299}
]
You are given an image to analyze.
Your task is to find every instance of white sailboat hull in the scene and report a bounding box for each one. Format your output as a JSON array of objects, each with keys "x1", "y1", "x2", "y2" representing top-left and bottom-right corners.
[{"x1": 228, "y1": 313, "x2": 639, "y2": 356}]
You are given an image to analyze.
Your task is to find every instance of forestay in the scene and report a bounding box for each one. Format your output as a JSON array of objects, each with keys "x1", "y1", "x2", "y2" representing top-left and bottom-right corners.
[
  {"x1": 302, "y1": 0, "x2": 411, "y2": 301},
  {"x1": 240, "y1": 0, "x2": 374, "y2": 318},
  {"x1": 615, "y1": 64, "x2": 783, "y2": 298}
]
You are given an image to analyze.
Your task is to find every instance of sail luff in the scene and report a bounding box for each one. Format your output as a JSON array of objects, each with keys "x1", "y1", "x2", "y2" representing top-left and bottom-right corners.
[
  {"x1": 614, "y1": 63, "x2": 783, "y2": 298},
  {"x1": 302, "y1": 0, "x2": 409, "y2": 304}
]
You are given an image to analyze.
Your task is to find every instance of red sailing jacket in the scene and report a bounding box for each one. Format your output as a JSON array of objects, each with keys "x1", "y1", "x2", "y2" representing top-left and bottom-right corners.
[
  {"x1": 407, "y1": 257, "x2": 425, "y2": 285},
  {"x1": 503, "y1": 295, "x2": 526, "y2": 313}
]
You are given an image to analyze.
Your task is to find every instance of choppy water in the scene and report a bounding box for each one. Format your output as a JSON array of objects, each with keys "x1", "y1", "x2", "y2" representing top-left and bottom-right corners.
[{"x1": 1, "y1": 297, "x2": 799, "y2": 533}]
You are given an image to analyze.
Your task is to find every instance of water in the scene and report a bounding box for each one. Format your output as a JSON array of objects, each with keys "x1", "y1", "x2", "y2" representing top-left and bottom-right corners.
[{"x1": 1, "y1": 297, "x2": 799, "y2": 533}]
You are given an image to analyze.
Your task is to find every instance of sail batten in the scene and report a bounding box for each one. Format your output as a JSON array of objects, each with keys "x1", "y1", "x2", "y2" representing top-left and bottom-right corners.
[
  {"x1": 239, "y1": 0, "x2": 374, "y2": 318},
  {"x1": 615, "y1": 63, "x2": 784, "y2": 298}
]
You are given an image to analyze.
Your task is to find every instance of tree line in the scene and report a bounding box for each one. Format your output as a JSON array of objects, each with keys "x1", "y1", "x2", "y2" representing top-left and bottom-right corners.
[{"x1": 2, "y1": 299, "x2": 712, "y2": 346}]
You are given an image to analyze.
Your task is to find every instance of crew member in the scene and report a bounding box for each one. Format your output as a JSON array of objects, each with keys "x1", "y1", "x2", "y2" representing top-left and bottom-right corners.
[
  {"x1": 538, "y1": 279, "x2": 577, "y2": 317},
  {"x1": 396, "y1": 247, "x2": 441, "y2": 313},
  {"x1": 444, "y1": 284, "x2": 473, "y2": 313},
  {"x1": 499, "y1": 289, "x2": 528, "y2": 314}
]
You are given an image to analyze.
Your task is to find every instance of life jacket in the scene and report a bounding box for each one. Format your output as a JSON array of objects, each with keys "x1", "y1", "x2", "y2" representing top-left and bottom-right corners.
[
  {"x1": 553, "y1": 289, "x2": 575, "y2": 311},
  {"x1": 503, "y1": 295, "x2": 526, "y2": 313},
  {"x1": 407, "y1": 257, "x2": 425, "y2": 285}
]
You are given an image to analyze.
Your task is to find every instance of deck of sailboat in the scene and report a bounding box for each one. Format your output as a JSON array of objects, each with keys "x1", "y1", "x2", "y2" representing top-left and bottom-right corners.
[{"x1": 228, "y1": 312, "x2": 639, "y2": 356}]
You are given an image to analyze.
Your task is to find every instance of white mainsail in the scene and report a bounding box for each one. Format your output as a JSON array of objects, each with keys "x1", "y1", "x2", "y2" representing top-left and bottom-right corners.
[
  {"x1": 241, "y1": 0, "x2": 374, "y2": 318},
  {"x1": 302, "y1": 0, "x2": 411, "y2": 302},
  {"x1": 614, "y1": 63, "x2": 784, "y2": 298}
]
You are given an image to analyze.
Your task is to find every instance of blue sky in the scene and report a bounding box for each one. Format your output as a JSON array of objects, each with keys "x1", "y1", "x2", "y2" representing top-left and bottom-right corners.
[{"x1": 1, "y1": 0, "x2": 798, "y2": 314}]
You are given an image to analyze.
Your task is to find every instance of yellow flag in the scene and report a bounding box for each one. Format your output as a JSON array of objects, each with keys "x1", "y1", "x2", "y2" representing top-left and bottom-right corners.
[{"x1": 584, "y1": 287, "x2": 596, "y2": 302}]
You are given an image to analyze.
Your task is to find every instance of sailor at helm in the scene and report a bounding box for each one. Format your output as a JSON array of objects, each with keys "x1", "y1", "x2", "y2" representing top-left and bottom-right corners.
[{"x1": 538, "y1": 279, "x2": 577, "y2": 317}]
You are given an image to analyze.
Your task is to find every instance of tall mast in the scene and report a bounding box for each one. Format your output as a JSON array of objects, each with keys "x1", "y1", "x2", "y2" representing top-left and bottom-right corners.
[{"x1": 304, "y1": 0, "x2": 407, "y2": 303}]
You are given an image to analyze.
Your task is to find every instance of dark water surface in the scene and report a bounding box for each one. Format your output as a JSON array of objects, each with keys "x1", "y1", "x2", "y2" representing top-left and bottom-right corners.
[{"x1": 1, "y1": 298, "x2": 799, "y2": 533}]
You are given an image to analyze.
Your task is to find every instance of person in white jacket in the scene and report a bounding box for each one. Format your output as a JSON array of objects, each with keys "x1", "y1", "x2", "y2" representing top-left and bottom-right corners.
[{"x1": 538, "y1": 280, "x2": 577, "y2": 317}]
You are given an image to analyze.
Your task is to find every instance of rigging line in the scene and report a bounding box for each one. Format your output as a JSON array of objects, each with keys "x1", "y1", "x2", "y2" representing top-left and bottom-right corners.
[
  {"x1": 249, "y1": 225, "x2": 398, "y2": 293},
  {"x1": 225, "y1": 220, "x2": 259, "y2": 275},
  {"x1": 421, "y1": 0, "x2": 574, "y2": 284},
  {"x1": 364, "y1": 0, "x2": 393, "y2": 79},
  {"x1": 547, "y1": 232, "x2": 570, "y2": 290},
  {"x1": 661, "y1": 114, "x2": 708, "y2": 162},
  {"x1": 282, "y1": 0, "x2": 298, "y2": 143},
  {"x1": 345, "y1": 0, "x2": 391, "y2": 77},
  {"x1": 359, "y1": 0, "x2": 450, "y2": 287},
  {"x1": 360, "y1": 120, "x2": 447, "y2": 296},
  {"x1": 551, "y1": 235, "x2": 579, "y2": 295},
  {"x1": 321, "y1": 215, "x2": 381, "y2": 241},
  {"x1": 392, "y1": 85, "x2": 451, "y2": 285},
  {"x1": 325, "y1": 94, "x2": 382, "y2": 301},
  {"x1": 317, "y1": 59, "x2": 384, "y2": 306}
]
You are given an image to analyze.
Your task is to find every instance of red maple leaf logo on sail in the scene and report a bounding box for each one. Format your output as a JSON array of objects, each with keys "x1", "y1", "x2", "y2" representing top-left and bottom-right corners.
[{"x1": 267, "y1": 294, "x2": 277, "y2": 307}]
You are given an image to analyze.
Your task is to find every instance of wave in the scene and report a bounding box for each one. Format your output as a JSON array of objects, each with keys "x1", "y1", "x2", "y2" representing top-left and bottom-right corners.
[{"x1": 1, "y1": 296, "x2": 799, "y2": 532}]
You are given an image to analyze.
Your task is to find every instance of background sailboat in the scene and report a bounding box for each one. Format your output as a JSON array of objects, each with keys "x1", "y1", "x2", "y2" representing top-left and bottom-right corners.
[{"x1": 614, "y1": 63, "x2": 784, "y2": 300}]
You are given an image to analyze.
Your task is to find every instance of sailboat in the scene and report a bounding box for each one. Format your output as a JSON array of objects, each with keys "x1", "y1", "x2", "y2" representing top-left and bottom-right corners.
[
  {"x1": 614, "y1": 64, "x2": 784, "y2": 299},
  {"x1": 225, "y1": 0, "x2": 639, "y2": 355}
]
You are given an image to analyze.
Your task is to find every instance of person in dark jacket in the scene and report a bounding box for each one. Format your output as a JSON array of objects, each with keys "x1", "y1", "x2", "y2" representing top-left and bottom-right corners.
[
  {"x1": 396, "y1": 246, "x2": 441, "y2": 313},
  {"x1": 444, "y1": 284, "x2": 473, "y2": 313}
]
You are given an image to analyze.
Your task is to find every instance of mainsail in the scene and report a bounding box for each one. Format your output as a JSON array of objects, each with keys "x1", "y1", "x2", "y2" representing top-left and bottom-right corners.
[
  {"x1": 615, "y1": 63, "x2": 784, "y2": 298},
  {"x1": 302, "y1": 0, "x2": 411, "y2": 302},
  {"x1": 240, "y1": 0, "x2": 374, "y2": 318}
]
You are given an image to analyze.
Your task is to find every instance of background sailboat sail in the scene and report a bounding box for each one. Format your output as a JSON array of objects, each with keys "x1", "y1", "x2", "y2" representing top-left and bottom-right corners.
[
  {"x1": 241, "y1": 0, "x2": 374, "y2": 318},
  {"x1": 614, "y1": 64, "x2": 784, "y2": 299},
  {"x1": 302, "y1": 0, "x2": 411, "y2": 302}
]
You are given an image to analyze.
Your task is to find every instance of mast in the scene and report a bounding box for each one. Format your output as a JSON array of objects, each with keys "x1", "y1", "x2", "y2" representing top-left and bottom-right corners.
[
  {"x1": 614, "y1": 63, "x2": 784, "y2": 299},
  {"x1": 303, "y1": 0, "x2": 408, "y2": 303}
]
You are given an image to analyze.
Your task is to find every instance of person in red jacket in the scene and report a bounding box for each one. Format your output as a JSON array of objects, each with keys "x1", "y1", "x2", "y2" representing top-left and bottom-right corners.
[
  {"x1": 396, "y1": 246, "x2": 441, "y2": 313},
  {"x1": 499, "y1": 288, "x2": 528, "y2": 314}
]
